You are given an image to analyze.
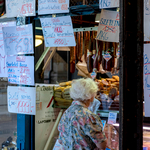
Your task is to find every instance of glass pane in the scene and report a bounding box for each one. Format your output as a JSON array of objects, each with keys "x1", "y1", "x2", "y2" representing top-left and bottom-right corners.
[
  {"x1": 35, "y1": 13, "x2": 120, "y2": 150},
  {"x1": 0, "y1": 80, "x2": 17, "y2": 149}
]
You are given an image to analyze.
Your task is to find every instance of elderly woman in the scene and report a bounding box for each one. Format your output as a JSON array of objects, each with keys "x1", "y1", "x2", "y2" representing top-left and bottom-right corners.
[{"x1": 55, "y1": 78, "x2": 107, "y2": 150}]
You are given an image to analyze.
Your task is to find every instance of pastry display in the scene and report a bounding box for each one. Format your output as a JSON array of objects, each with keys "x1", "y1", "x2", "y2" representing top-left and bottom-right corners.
[{"x1": 96, "y1": 76, "x2": 119, "y2": 110}]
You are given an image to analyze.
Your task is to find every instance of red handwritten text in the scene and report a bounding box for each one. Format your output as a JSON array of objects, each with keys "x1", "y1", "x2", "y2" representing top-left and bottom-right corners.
[
  {"x1": 61, "y1": 4, "x2": 68, "y2": 10},
  {"x1": 58, "y1": 0, "x2": 66, "y2": 3},
  {"x1": 20, "y1": 3, "x2": 34, "y2": 14},
  {"x1": 54, "y1": 27, "x2": 63, "y2": 33}
]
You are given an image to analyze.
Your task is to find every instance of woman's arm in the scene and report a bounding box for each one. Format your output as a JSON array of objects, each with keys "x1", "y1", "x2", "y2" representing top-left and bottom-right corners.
[{"x1": 83, "y1": 113, "x2": 107, "y2": 149}]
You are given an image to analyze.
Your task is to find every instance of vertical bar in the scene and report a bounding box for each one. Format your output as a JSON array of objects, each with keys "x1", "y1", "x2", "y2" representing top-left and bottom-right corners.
[
  {"x1": 17, "y1": 114, "x2": 25, "y2": 150},
  {"x1": 67, "y1": 51, "x2": 70, "y2": 81},
  {"x1": 17, "y1": 17, "x2": 34, "y2": 150},
  {"x1": 119, "y1": 0, "x2": 143, "y2": 149},
  {"x1": 31, "y1": 18, "x2": 35, "y2": 150}
]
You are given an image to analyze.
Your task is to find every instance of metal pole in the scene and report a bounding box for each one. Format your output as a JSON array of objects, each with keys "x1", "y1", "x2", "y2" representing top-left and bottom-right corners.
[{"x1": 119, "y1": 0, "x2": 143, "y2": 149}]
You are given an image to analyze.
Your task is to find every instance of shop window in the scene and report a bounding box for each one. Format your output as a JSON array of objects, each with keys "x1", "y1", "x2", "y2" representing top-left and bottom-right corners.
[{"x1": 0, "y1": 79, "x2": 17, "y2": 150}]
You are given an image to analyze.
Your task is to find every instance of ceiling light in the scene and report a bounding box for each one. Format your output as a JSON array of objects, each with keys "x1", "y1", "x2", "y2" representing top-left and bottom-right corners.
[
  {"x1": 35, "y1": 35, "x2": 44, "y2": 47},
  {"x1": 35, "y1": 39, "x2": 43, "y2": 47}
]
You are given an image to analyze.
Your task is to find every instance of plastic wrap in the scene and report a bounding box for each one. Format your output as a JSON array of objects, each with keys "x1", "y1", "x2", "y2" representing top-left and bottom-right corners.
[
  {"x1": 104, "y1": 124, "x2": 119, "y2": 150},
  {"x1": 88, "y1": 98, "x2": 101, "y2": 114}
]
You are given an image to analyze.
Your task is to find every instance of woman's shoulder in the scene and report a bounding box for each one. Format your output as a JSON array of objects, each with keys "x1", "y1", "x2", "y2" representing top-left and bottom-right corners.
[{"x1": 83, "y1": 108, "x2": 101, "y2": 122}]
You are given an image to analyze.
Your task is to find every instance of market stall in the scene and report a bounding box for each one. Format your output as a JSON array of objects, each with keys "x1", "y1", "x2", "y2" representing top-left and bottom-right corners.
[{"x1": 0, "y1": 0, "x2": 147, "y2": 149}]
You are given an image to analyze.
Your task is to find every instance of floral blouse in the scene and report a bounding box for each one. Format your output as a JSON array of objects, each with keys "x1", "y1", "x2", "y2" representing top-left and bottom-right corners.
[{"x1": 57, "y1": 101, "x2": 106, "y2": 150}]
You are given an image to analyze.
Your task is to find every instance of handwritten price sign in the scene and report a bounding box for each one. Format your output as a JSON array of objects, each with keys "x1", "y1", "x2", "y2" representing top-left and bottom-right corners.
[
  {"x1": 6, "y1": 0, "x2": 35, "y2": 17},
  {"x1": 144, "y1": 44, "x2": 150, "y2": 117},
  {"x1": 40, "y1": 16, "x2": 76, "y2": 47},
  {"x1": 96, "y1": 10, "x2": 119, "y2": 42},
  {"x1": 3, "y1": 24, "x2": 33, "y2": 55},
  {"x1": 7, "y1": 86, "x2": 36, "y2": 115},
  {"x1": 0, "y1": 21, "x2": 16, "y2": 77},
  {"x1": 6, "y1": 56, "x2": 34, "y2": 86},
  {"x1": 99, "y1": 0, "x2": 119, "y2": 9},
  {"x1": 38, "y1": 0, "x2": 69, "y2": 15},
  {"x1": 108, "y1": 112, "x2": 117, "y2": 124},
  {"x1": 144, "y1": 0, "x2": 150, "y2": 41}
]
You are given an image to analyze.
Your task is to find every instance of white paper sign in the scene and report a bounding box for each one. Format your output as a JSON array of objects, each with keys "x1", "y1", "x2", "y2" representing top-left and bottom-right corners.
[
  {"x1": 6, "y1": 0, "x2": 36, "y2": 17},
  {"x1": 36, "y1": 86, "x2": 57, "y2": 119},
  {"x1": 144, "y1": 0, "x2": 150, "y2": 41},
  {"x1": 38, "y1": 0, "x2": 69, "y2": 15},
  {"x1": 3, "y1": 24, "x2": 34, "y2": 55},
  {"x1": 35, "y1": 84, "x2": 60, "y2": 150},
  {"x1": 0, "y1": 21, "x2": 16, "y2": 77},
  {"x1": 6, "y1": 56, "x2": 35, "y2": 86},
  {"x1": 108, "y1": 112, "x2": 117, "y2": 124},
  {"x1": 144, "y1": 44, "x2": 150, "y2": 116},
  {"x1": 96, "y1": 10, "x2": 119, "y2": 42},
  {"x1": 40, "y1": 16, "x2": 76, "y2": 47},
  {"x1": 7, "y1": 86, "x2": 36, "y2": 115},
  {"x1": 99, "y1": 0, "x2": 119, "y2": 9}
]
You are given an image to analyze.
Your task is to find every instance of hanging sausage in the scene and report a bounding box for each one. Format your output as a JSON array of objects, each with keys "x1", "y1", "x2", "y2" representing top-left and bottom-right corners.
[
  {"x1": 87, "y1": 39, "x2": 93, "y2": 73},
  {"x1": 102, "y1": 42, "x2": 117, "y2": 72},
  {"x1": 116, "y1": 43, "x2": 120, "y2": 70},
  {"x1": 93, "y1": 39, "x2": 98, "y2": 71},
  {"x1": 70, "y1": 47, "x2": 75, "y2": 73},
  {"x1": 84, "y1": 31, "x2": 90, "y2": 62},
  {"x1": 102, "y1": 42, "x2": 111, "y2": 71},
  {"x1": 70, "y1": 32, "x2": 76, "y2": 73},
  {"x1": 76, "y1": 32, "x2": 80, "y2": 61},
  {"x1": 80, "y1": 31, "x2": 83, "y2": 62},
  {"x1": 110, "y1": 42, "x2": 115, "y2": 73},
  {"x1": 97, "y1": 41, "x2": 103, "y2": 71}
]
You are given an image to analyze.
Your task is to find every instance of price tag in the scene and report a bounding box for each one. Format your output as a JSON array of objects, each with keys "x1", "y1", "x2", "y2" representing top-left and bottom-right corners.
[
  {"x1": 91, "y1": 71, "x2": 97, "y2": 79},
  {"x1": 99, "y1": 0, "x2": 119, "y2": 9},
  {"x1": 6, "y1": 56, "x2": 34, "y2": 86},
  {"x1": 6, "y1": 0, "x2": 36, "y2": 17},
  {"x1": 103, "y1": 52, "x2": 112, "y2": 62},
  {"x1": 7, "y1": 86, "x2": 36, "y2": 115},
  {"x1": 40, "y1": 16, "x2": 76, "y2": 47},
  {"x1": 144, "y1": 44, "x2": 150, "y2": 117},
  {"x1": 96, "y1": 10, "x2": 119, "y2": 42},
  {"x1": 3, "y1": 24, "x2": 34, "y2": 55},
  {"x1": 101, "y1": 120, "x2": 106, "y2": 130},
  {"x1": 108, "y1": 112, "x2": 117, "y2": 124},
  {"x1": 38, "y1": 0, "x2": 69, "y2": 15}
]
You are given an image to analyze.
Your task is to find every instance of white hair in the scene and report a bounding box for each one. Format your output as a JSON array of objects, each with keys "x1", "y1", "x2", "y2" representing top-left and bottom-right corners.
[{"x1": 70, "y1": 78, "x2": 98, "y2": 102}]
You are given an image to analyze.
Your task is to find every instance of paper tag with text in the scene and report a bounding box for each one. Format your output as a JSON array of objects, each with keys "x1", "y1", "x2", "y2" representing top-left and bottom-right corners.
[
  {"x1": 144, "y1": 0, "x2": 150, "y2": 41},
  {"x1": 38, "y1": 0, "x2": 69, "y2": 15},
  {"x1": 6, "y1": 0, "x2": 36, "y2": 17},
  {"x1": 40, "y1": 16, "x2": 76, "y2": 47},
  {"x1": 6, "y1": 56, "x2": 35, "y2": 86},
  {"x1": 144, "y1": 44, "x2": 150, "y2": 117},
  {"x1": 108, "y1": 112, "x2": 117, "y2": 124},
  {"x1": 7, "y1": 86, "x2": 36, "y2": 115},
  {"x1": 96, "y1": 10, "x2": 119, "y2": 42},
  {"x1": 3, "y1": 24, "x2": 34, "y2": 55},
  {"x1": 0, "y1": 21, "x2": 16, "y2": 77},
  {"x1": 99, "y1": 0, "x2": 119, "y2": 9}
]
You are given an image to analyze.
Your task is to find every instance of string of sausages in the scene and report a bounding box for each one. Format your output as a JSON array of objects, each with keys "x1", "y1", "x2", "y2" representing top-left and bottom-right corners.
[{"x1": 70, "y1": 31, "x2": 120, "y2": 74}]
